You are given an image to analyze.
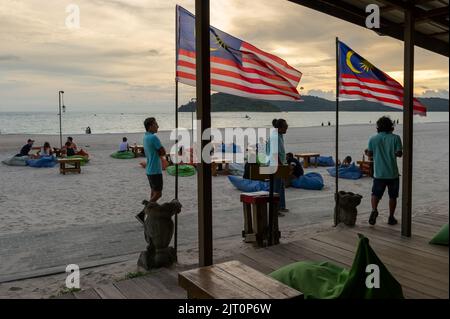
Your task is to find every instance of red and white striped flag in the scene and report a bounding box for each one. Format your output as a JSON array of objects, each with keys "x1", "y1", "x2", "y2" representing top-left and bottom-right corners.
[
  {"x1": 338, "y1": 41, "x2": 427, "y2": 116},
  {"x1": 176, "y1": 6, "x2": 302, "y2": 101}
]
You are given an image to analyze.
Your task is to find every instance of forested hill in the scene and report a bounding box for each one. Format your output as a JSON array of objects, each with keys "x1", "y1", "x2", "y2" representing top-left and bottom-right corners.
[{"x1": 178, "y1": 92, "x2": 449, "y2": 112}]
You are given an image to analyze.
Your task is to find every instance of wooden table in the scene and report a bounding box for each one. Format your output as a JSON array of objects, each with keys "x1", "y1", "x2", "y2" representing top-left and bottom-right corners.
[
  {"x1": 130, "y1": 145, "x2": 145, "y2": 158},
  {"x1": 211, "y1": 158, "x2": 231, "y2": 176},
  {"x1": 178, "y1": 260, "x2": 302, "y2": 299},
  {"x1": 294, "y1": 153, "x2": 320, "y2": 168},
  {"x1": 58, "y1": 158, "x2": 82, "y2": 174}
]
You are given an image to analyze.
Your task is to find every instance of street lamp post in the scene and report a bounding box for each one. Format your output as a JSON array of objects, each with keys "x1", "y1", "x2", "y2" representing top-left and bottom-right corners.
[{"x1": 58, "y1": 91, "x2": 65, "y2": 149}]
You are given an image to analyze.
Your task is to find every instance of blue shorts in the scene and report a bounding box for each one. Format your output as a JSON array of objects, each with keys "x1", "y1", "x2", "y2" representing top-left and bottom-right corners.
[{"x1": 372, "y1": 178, "x2": 399, "y2": 199}]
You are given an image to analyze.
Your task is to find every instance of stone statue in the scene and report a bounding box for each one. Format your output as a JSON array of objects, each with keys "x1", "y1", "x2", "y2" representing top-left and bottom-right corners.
[
  {"x1": 137, "y1": 199, "x2": 182, "y2": 270},
  {"x1": 334, "y1": 191, "x2": 362, "y2": 227}
]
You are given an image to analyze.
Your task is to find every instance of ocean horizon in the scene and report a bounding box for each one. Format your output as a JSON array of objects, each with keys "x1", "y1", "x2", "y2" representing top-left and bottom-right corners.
[{"x1": 0, "y1": 111, "x2": 448, "y2": 135}]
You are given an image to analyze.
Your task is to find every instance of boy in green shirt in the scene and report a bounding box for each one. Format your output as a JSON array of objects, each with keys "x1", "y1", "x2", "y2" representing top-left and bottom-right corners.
[{"x1": 366, "y1": 116, "x2": 403, "y2": 226}]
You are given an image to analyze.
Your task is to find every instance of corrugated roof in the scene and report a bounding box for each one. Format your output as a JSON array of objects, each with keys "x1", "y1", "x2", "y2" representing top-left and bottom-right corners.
[{"x1": 289, "y1": 0, "x2": 449, "y2": 56}]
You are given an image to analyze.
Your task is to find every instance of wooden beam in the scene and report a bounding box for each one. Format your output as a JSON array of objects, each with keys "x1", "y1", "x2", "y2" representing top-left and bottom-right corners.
[
  {"x1": 381, "y1": 5, "x2": 401, "y2": 13},
  {"x1": 415, "y1": 6, "x2": 449, "y2": 21},
  {"x1": 428, "y1": 30, "x2": 449, "y2": 37},
  {"x1": 402, "y1": 7, "x2": 414, "y2": 238},
  {"x1": 195, "y1": 0, "x2": 213, "y2": 266},
  {"x1": 288, "y1": 0, "x2": 449, "y2": 56}
]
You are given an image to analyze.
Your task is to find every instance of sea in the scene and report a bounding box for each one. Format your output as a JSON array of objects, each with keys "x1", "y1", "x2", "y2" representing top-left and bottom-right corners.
[{"x1": 0, "y1": 111, "x2": 448, "y2": 135}]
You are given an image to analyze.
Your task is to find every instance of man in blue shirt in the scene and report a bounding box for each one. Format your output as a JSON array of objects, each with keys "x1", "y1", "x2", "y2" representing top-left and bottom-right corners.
[
  {"x1": 136, "y1": 117, "x2": 166, "y2": 224},
  {"x1": 366, "y1": 116, "x2": 403, "y2": 226}
]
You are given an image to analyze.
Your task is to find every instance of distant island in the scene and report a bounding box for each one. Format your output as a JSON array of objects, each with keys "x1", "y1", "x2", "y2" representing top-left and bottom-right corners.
[{"x1": 178, "y1": 92, "x2": 449, "y2": 112}]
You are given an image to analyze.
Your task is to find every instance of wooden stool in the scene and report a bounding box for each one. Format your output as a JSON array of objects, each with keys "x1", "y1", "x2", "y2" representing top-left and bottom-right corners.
[
  {"x1": 240, "y1": 191, "x2": 280, "y2": 247},
  {"x1": 58, "y1": 158, "x2": 82, "y2": 174}
]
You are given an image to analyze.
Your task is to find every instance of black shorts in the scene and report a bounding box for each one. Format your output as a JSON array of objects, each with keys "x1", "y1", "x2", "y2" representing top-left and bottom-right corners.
[
  {"x1": 372, "y1": 178, "x2": 399, "y2": 199},
  {"x1": 147, "y1": 174, "x2": 163, "y2": 192}
]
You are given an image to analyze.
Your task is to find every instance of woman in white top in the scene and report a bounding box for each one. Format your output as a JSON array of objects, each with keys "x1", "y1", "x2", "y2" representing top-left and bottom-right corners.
[{"x1": 40, "y1": 142, "x2": 53, "y2": 157}]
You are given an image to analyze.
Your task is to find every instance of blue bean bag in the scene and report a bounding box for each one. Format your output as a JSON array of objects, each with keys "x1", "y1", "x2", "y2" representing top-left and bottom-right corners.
[
  {"x1": 327, "y1": 163, "x2": 362, "y2": 180},
  {"x1": 228, "y1": 176, "x2": 269, "y2": 192},
  {"x1": 228, "y1": 163, "x2": 245, "y2": 176},
  {"x1": 26, "y1": 156, "x2": 57, "y2": 168},
  {"x1": 291, "y1": 172, "x2": 324, "y2": 190},
  {"x1": 310, "y1": 156, "x2": 335, "y2": 167}
]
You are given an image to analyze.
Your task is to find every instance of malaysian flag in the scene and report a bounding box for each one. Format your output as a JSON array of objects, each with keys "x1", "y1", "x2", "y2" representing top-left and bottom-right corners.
[
  {"x1": 176, "y1": 6, "x2": 302, "y2": 101},
  {"x1": 338, "y1": 41, "x2": 427, "y2": 116}
]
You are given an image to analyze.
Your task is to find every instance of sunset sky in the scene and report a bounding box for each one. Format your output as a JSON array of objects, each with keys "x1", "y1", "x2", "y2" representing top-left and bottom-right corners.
[{"x1": 0, "y1": 0, "x2": 448, "y2": 112}]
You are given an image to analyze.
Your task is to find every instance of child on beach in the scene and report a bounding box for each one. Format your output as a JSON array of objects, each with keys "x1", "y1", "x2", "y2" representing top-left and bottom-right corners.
[
  {"x1": 119, "y1": 137, "x2": 129, "y2": 152},
  {"x1": 341, "y1": 156, "x2": 352, "y2": 167}
]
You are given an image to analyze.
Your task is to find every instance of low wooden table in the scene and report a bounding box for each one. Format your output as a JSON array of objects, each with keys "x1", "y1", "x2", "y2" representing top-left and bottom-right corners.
[
  {"x1": 130, "y1": 145, "x2": 145, "y2": 158},
  {"x1": 58, "y1": 158, "x2": 82, "y2": 174},
  {"x1": 211, "y1": 158, "x2": 231, "y2": 176},
  {"x1": 178, "y1": 260, "x2": 302, "y2": 299},
  {"x1": 294, "y1": 153, "x2": 320, "y2": 168}
]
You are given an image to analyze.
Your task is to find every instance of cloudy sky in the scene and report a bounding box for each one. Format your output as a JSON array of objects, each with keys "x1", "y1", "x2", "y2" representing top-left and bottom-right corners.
[{"x1": 0, "y1": 0, "x2": 448, "y2": 112}]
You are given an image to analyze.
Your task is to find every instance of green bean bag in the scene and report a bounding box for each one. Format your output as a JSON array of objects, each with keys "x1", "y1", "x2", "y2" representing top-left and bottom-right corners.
[
  {"x1": 110, "y1": 151, "x2": 135, "y2": 159},
  {"x1": 429, "y1": 224, "x2": 449, "y2": 246},
  {"x1": 166, "y1": 164, "x2": 196, "y2": 177},
  {"x1": 66, "y1": 155, "x2": 89, "y2": 166},
  {"x1": 269, "y1": 234, "x2": 404, "y2": 299}
]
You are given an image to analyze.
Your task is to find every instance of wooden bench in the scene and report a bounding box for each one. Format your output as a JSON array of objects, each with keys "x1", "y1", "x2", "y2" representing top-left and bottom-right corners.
[
  {"x1": 294, "y1": 153, "x2": 320, "y2": 168},
  {"x1": 58, "y1": 158, "x2": 82, "y2": 174},
  {"x1": 241, "y1": 191, "x2": 280, "y2": 247},
  {"x1": 130, "y1": 145, "x2": 145, "y2": 158},
  {"x1": 178, "y1": 260, "x2": 302, "y2": 299}
]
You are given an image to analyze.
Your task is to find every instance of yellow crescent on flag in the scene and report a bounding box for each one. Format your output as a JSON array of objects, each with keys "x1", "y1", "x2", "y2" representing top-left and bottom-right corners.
[{"x1": 346, "y1": 51, "x2": 362, "y2": 74}]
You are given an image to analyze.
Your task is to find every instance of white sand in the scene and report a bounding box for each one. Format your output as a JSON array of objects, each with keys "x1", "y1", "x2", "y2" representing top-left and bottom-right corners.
[{"x1": 0, "y1": 122, "x2": 448, "y2": 298}]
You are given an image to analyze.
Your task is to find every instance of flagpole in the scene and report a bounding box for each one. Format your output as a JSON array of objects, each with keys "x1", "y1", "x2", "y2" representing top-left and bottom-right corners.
[
  {"x1": 174, "y1": 6, "x2": 179, "y2": 259},
  {"x1": 334, "y1": 36, "x2": 339, "y2": 226}
]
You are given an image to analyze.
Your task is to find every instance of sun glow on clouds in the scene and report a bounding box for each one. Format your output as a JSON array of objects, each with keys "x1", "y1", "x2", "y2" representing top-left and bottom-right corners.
[{"x1": 0, "y1": 0, "x2": 448, "y2": 112}]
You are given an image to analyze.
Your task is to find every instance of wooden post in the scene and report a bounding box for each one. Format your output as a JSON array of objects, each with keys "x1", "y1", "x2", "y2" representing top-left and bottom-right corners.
[
  {"x1": 195, "y1": 0, "x2": 213, "y2": 266},
  {"x1": 402, "y1": 6, "x2": 414, "y2": 237}
]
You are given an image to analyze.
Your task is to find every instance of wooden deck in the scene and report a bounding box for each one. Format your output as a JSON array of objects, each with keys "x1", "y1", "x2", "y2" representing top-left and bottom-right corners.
[{"x1": 59, "y1": 212, "x2": 448, "y2": 299}]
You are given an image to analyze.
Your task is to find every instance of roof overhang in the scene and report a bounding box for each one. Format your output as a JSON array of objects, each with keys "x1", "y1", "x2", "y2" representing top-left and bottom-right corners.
[{"x1": 288, "y1": 0, "x2": 449, "y2": 57}]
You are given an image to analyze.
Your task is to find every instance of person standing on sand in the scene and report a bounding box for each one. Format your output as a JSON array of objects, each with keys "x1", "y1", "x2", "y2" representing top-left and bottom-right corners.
[
  {"x1": 366, "y1": 116, "x2": 403, "y2": 226},
  {"x1": 136, "y1": 117, "x2": 166, "y2": 224},
  {"x1": 268, "y1": 118, "x2": 289, "y2": 215}
]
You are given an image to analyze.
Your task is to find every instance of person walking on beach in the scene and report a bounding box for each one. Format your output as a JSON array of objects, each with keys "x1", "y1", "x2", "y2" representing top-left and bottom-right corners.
[
  {"x1": 268, "y1": 118, "x2": 289, "y2": 214},
  {"x1": 366, "y1": 116, "x2": 402, "y2": 226},
  {"x1": 136, "y1": 117, "x2": 166, "y2": 224}
]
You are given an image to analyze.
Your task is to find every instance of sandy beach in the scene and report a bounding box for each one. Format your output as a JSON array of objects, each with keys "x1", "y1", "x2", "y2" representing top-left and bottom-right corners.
[{"x1": 0, "y1": 122, "x2": 448, "y2": 298}]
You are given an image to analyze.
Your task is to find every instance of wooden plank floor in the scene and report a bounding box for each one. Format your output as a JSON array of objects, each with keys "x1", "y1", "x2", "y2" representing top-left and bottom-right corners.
[
  {"x1": 238, "y1": 212, "x2": 449, "y2": 299},
  {"x1": 58, "y1": 212, "x2": 448, "y2": 299},
  {"x1": 56, "y1": 265, "x2": 191, "y2": 299}
]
